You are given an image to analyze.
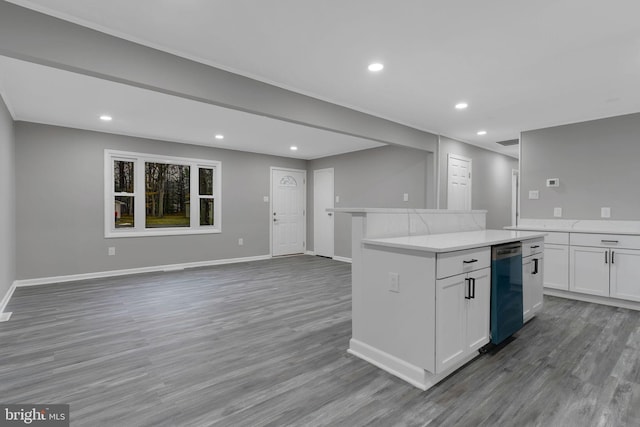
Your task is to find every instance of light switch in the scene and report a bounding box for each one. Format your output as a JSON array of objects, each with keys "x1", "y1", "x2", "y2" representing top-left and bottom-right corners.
[
  {"x1": 403, "y1": 193, "x2": 409, "y2": 202},
  {"x1": 336, "y1": 195, "x2": 340, "y2": 203},
  {"x1": 554, "y1": 207, "x2": 562, "y2": 217},
  {"x1": 108, "y1": 247, "x2": 115, "y2": 256},
  {"x1": 263, "y1": 196, "x2": 269, "y2": 202},
  {"x1": 528, "y1": 190, "x2": 539, "y2": 200},
  {"x1": 601, "y1": 207, "x2": 611, "y2": 218}
]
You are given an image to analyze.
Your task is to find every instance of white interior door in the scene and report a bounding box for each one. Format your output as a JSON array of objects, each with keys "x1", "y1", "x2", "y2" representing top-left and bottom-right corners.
[
  {"x1": 313, "y1": 168, "x2": 334, "y2": 258},
  {"x1": 271, "y1": 168, "x2": 306, "y2": 256},
  {"x1": 447, "y1": 154, "x2": 472, "y2": 210}
]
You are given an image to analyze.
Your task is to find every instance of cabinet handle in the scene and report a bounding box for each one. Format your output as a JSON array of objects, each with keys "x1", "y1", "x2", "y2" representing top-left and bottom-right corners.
[
  {"x1": 601, "y1": 239, "x2": 619, "y2": 244},
  {"x1": 464, "y1": 278, "x2": 471, "y2": 299},
  {"x1": 471, "y1": 277, "x2": 476, "y2": 299},
  {"x1": 463, "y1": 259, "x2": 478, "y2": 264},
  {"x1": 530, "y1": 245, "x2": 540, "y2": 249},
  {"x1": 612, "y1": 251, "x2": 615, "y2": 264},
  {"x1": 605, "y1": 250, "x2": 608, "y2": 264},
  {"x1": 533, "y1": 258, "x2": 539, "y2": 275}
]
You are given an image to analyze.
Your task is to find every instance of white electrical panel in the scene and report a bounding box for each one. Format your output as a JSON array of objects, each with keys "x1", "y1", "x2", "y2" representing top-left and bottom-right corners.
[{"x1": 546, "y1": 178, "x2": 560, "y2": 187}]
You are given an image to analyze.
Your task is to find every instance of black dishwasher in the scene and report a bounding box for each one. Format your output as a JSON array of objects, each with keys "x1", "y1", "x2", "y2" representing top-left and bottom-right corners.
[{"x1": 490, "y1": 242, "x2": 524, "y2": 345}]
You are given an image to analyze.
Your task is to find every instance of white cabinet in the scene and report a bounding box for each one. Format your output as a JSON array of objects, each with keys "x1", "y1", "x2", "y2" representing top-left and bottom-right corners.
[
  {"x1": 609, "y1": 249, "x2": 640, "y2": 302},
  {"x1": 569, "y1": 230, "x2": 640, "y2": 300},
  {"x1": 543, "y1": 244, "x2": 569, "y2": 290},
  {"x1": 435, "y1": 267, "x2": 490, "y2": 373},
  {"x1": 570, "y1": 246, "x2": 610, "y2": 296},
  {"x1": 522, "y1": 238, "x2": 544, "y2": 322},
  {"x1": 523, "y1": 255, "x2": 544, "y2": 322}
]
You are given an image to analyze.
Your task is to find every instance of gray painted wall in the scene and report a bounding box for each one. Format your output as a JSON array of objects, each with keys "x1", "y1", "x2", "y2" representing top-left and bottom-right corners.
[
  {"x1": 0, "y1": 95, "x2": 15, "y2": 299},
  {"x1": 438, "y1": 136, "x2": 518, "y2": 229},
  {"x1": 0, "y1": 1, "x2": 437, "y2": 153},
  {"x1": 308, "y1": 145, "x2": 431, "y2": 258},
  {"x1": 521, "y1": 112, "x2": 640, "y2": 220},
  {"x1": 15, "y1": 122, "x2": 305, "y2": 280}
]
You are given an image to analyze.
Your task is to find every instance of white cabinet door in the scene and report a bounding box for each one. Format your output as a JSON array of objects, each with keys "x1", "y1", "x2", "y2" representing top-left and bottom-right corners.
[
  {"x1": 436, "y1": 275, "x2": 467, "y2": 373},
  {"x1": 610, "y1": 249, "x2": 640, "y2": 302},
  {"x1": 530, "y1": 256, "x2": 544, "y2": 315},
  {"x1": 523, "y1": 257, "x2": 533, "y2": 321},
  {"x1": 570, "y1": 246, "x2": 610, "y2": 296},
  {"x1": 465, "y1": 268, "x2": 490, "y2": 352},
  {"x1": 543, "y1": 244, "x2": 569, "y2": 290}
]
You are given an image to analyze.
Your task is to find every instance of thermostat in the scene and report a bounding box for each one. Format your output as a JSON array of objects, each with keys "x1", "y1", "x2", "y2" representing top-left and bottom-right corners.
[{"x1": 546, "y1": 178, "x2": 559, "y2": 187}]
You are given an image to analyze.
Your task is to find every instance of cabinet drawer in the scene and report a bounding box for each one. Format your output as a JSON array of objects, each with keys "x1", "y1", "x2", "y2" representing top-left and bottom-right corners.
[
  {"x1": 436, "y1": 247, "x2": 490, "y2": 279},
  {"x1": 545, "y1": 231, "x2": 569, "y2": 245},
  {"x1": 523, "y1": 238, "x2": 544, "y2": 257},
  {"x1": 570, "y1": 233, "x2": 640, "y2": 250}
]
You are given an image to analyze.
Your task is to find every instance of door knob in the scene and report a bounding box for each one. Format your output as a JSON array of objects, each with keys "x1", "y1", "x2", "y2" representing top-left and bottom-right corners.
[
  {"x1": 273, "y1": 218, "x2": 277, "y2": 222},
  {"x1": 328, "y1": 213, "x2": 333, "y2": 216}
]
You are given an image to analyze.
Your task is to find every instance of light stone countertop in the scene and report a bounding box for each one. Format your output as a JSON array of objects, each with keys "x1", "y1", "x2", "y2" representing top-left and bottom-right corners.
[
  {"x1": 506, "y1": 224, "x2": 640, "y2": 236},
  {"x1": 362, "y1": 229, "x2": 546, "y2": 253}
]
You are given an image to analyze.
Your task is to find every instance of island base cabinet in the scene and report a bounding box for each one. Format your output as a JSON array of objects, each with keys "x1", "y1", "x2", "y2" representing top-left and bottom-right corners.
[
  {"x1": 610, "y1": 249, "x2": 640, "y2": 302},
  {"x1": 435, "y1": 267, "x2": 490, "y2": 374},
  {"x1": 543, "y1": 244, "x2": 569, "y2": 290},
  {"x1": 523, "y1": 256, "x2": 544, "y2": 322}
]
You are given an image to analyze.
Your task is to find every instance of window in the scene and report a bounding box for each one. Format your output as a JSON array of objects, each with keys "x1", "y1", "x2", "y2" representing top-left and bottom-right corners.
[{"x1": 105, "y1": 150, "x2": 221, "y2": 237}]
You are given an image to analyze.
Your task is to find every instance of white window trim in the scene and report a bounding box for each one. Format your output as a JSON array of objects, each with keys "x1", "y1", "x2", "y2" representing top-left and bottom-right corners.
[{"x1": 104, "y1": 149, "x2": 222, "y2": 238}]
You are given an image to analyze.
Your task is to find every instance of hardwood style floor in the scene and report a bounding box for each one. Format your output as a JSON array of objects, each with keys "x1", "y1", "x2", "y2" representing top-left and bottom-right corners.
[{"x1": 1, "y1": 255, "x2": 640, "y2": 426}]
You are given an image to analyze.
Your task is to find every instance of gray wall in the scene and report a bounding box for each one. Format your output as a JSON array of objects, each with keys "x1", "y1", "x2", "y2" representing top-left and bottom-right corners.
[
  {"x1": 0, "y1": 95, "x2": 15, "y2": 298},
  {"x1": 0, "y1": 1, "x2": 437, "y2": 153},
  {"x1": 438, "y1": 136, "x2": 518, "y2": 229},
  {"x1": 521, "y1": 112, "x2": 640, "y2": 220},
  {"x1": 308, "y1": 145, "x2": 432, "y2": 258},
  {"x1": 15, "y1": 122, "x2": 305, "y2": 280}
]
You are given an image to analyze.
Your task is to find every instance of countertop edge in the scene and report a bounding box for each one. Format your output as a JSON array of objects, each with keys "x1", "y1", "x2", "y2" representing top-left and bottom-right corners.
[
  {"x1": 506, "y1": 226, "x2": 640, "y2": 236},
  {"x1": 362, "y1": 231, "x2": 547, "y2": 253}
]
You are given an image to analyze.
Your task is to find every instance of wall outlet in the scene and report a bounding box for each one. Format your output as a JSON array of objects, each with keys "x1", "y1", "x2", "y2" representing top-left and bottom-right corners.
[
  {"x1": 336, "y1": 195, "x2": 340, "y2": 203},
  {"x1": 554, "y1": 207, "x2": 562, "y2": 217},
  {"x1": 403, "y1": 193, "x2": 409, "y2": 202},
  {"x1": 263, "y1": 196, "x2": 269, "y2": 202},
  {"x1": 528, "y1": 190, "x2": 539, "y2": 200},
  {"x1": 108, "y1": 247, "x2": 115, "y2": 256},
  {"x1": 238, "y1": 238, "x2": 244, "y2": 246},
  {"x1": 601, "y1": 207, "x2": 611, "y2": 218},
  {"x1": 389, "y1": 272, "x2": 400, "y2": 293}
]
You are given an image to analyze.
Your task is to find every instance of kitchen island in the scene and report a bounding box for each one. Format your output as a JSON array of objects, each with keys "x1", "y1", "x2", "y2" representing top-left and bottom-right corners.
[{"x1": 333, "y1": 208, "x2": 546, "y2": 390}]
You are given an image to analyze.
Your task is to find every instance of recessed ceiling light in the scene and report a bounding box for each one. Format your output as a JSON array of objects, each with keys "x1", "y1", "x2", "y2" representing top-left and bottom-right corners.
[
  {"x1": 368, "y1": 63, "x2": 384, "y2": 72},
  {"x1": 455, "y1": 102, "x2": 468, "y2": 110},
  {"x1": 100, "y1": 115, "x2": 112, "y2": 121},
  {"x1": 290, "y1": 146, "x2": 298, "y2": 151},
  {"x1": 477, "y1": 130, "x2": 487, "y2": 136},
  {"x1": 215, "y1": 134, "x2": 224, "y2": 140}
]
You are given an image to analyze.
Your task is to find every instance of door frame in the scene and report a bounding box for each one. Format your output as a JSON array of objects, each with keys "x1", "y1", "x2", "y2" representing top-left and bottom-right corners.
[
  {"x1": 447, "y1": 153, "x2": 472, "y2": 210},
  {"x1": 270, "y1": 166, "x2": 307, "y2": 257},
  {"x1": 511, "y1": 169, "x2": 519, "y2": 226},
  {"x1": 313, "y1": 167, "x2": 334, "y2": 258}
]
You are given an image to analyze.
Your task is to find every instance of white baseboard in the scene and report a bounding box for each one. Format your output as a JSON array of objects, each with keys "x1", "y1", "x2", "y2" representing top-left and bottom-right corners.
[
  {"x1": 544, "y1": 288, "x2": 640, "y2": 311},
  {"x1": 13, "y1": 254, "x2": 272, "y2": 288},
  {"x1": 348, "y1": 338, "x2": 428, "y2": 390},
  {"x1": 305, "y1": 250, "x2": 316, "y2": 256},
  {"x1": 0, "y1": 281, "x2": 16, "y2": 322},
  {"x1": 333, "y1": 256, "x2": 352, "y2": 264},
  {"x1": 348, "y1": 338, "x2": 482, "y2": 391}
]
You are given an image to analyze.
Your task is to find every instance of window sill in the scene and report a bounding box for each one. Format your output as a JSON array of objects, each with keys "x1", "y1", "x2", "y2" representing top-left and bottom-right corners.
[{"x1": 105, "y1": 228, "x2": 221, "y2": 238}]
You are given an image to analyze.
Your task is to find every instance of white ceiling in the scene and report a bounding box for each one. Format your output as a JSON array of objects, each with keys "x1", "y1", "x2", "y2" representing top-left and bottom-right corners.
[
  {"x1": 5, "y1": 0, "x2": 640, "y2": 159},
  {"x1": 0, "y1": 56, "x2": 383, "y2": 159}
]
